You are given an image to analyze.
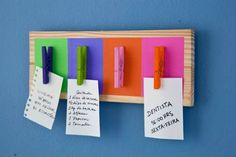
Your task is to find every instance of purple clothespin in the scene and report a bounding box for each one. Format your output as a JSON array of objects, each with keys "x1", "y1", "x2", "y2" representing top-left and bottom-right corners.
[
  {"x1": 114, "y1": 46, "x2": 124, "y2": 88},
  {"x1": 42, "y1": 46, "x2": 53, "y2": 84}
]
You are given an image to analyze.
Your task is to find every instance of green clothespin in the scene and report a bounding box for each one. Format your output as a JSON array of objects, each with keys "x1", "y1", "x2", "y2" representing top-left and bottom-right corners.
[{"x1": 77, "y1": 46, "x2": 87, "y2": 85}]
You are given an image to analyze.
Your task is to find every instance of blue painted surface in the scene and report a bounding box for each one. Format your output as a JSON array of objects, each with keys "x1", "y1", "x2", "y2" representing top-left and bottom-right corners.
[{"x1": 0, "y1": 0, "x2": 235, "y2": 156}]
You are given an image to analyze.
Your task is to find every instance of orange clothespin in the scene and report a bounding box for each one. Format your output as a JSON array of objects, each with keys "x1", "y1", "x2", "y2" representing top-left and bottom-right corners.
[{"x1": 154, "y1": 46, "x2": 165, "y2": 89}]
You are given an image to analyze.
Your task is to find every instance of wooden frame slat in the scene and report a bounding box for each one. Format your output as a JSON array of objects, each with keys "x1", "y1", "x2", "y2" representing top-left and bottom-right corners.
[{"x1": 29, "y1": 29, "x2": 195, "y2": 107}]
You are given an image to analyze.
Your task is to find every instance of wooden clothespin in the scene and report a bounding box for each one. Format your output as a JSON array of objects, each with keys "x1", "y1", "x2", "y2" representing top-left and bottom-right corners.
[
  {"x1": 77, "y1": 46, "x2": 87, "y2": 85},
  {"x1": 42, "y1": 46, "x2": 53, "y2": 84},
  {"x1": 114, "y1": 46, "x2": 124, "y2": 88},
  {"x1": 154, "y1": 46, "x2": 165, "y2": 89}
]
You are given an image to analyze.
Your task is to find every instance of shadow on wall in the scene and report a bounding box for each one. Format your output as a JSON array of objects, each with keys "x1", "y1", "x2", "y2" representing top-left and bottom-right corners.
[{"x1": 184, "y1": 28, "x2": 211, "y2": 140}]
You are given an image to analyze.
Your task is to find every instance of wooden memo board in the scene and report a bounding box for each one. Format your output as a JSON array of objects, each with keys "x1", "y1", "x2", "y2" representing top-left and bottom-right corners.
[{"x1": 29, "y1": 30, "x2": 195, "y2": 107}]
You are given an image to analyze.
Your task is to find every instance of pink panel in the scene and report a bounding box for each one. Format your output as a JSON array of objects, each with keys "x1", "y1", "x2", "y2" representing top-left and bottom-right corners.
[{"x1": 141, "y1": 37, "x2": 184, "y2": 95}]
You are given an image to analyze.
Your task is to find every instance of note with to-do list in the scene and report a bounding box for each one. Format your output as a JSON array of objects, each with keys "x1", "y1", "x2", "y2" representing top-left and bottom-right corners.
[
  {"x1": 66, "y1": 79, "x2": 100, "y2": 137},
  {"x1": 144, "y1": 78, "x2": 183, "y2": 140},
  {"x1": 24, "y1": 66, "x2": 63, "y2": 129}
]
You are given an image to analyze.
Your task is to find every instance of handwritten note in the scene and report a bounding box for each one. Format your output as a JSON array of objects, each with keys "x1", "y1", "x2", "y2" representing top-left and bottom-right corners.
[
  {"x1": 24, "y1": 66, "x2": 63, "y2": 129},
  {"x1": 144, "y1": 78, "x2": 183, "y2": 140},
  {"x1": 66, "y1": 79, "x2": 100, "y2": 137}
]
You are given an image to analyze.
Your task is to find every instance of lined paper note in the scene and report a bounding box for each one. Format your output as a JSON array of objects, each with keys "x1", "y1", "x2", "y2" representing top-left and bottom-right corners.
[
  {"x1": 24, "y1": 66, "x2": 63, "y2": 129},
  {"x1": 66, "y1": 79, "x2": 100, "y2": 137},
  {"x1": 144, "y1": 78, "x2": 183, "y2": 140}
]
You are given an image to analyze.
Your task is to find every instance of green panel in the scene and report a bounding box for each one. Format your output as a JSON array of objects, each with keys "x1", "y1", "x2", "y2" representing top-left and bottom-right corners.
[{"x1": 35, "y1": 38, "x2": 68, "y2": 92}]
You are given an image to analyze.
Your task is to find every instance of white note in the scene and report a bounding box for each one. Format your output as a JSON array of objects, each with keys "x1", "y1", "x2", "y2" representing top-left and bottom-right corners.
[
  {"x1": 144, "y1": 78, "x2": 183, "y2": 140},
  {"x1": 66, "y1": 79, "x2": 100, "y2": 137},
  {"x1": 24, "y1": 66, "x2": 63, "y2": 130}
]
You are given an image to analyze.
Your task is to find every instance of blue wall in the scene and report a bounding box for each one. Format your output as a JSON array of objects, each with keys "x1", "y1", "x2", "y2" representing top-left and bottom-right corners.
[{"x1": 0, "y1": 0, "x2": 236, "y2": 156}]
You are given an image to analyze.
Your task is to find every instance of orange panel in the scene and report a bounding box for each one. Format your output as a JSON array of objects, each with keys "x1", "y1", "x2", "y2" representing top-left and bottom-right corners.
[{"x1": 103, "y1": 38, "x2": 142, "y2": 96}]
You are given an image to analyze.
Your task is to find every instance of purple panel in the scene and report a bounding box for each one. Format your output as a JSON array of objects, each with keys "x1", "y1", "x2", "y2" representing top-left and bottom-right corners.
[{"x1": 68, "y1": 38, "x2": 103, "y2": 93}]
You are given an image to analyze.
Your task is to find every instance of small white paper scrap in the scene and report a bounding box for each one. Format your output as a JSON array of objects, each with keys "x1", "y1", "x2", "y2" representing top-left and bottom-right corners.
[
  {"x1": 66, "y1": 79, "x2": 100, "y2": 137},
  {"x1": 144, "y1": 78, "x2": 183, "y2": 140},
  {"x1": 24, "y1": 66, "x2": 63, "y2": 130}
]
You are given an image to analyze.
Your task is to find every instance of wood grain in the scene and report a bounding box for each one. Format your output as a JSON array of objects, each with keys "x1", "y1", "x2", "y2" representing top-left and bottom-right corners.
[{"x1": 29, "y1": 29, "x2": 195, "y2": 107}]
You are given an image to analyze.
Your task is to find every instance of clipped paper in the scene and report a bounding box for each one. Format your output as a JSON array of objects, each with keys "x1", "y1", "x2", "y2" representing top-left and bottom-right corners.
[
  {"x1": 144, "y1": 78, "x2": 183, "y2": 140},
  {"x1": 24, "y1": 66, "x2": 63, "y2": 129},
  {"x1": 66, "y1": 79, "x2": 100, "y2": 137}
]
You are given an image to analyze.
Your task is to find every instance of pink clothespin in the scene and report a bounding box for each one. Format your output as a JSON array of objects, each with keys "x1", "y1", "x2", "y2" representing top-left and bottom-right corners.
[{"x1": 114, "y1": 46, "x2": 124, "y2": 88}]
